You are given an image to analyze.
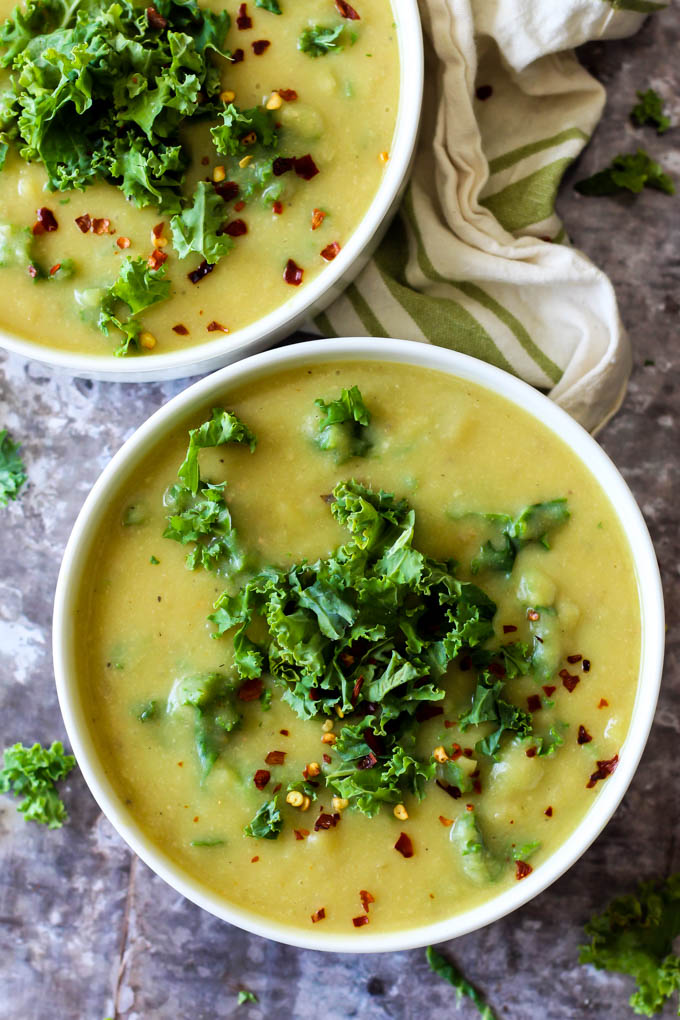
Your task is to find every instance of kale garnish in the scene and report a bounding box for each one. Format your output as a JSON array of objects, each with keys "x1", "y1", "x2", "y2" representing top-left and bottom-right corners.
[
  {"x1": 0, "y1": 740, "x2": 75, "y2": 828},
  {"x1": 426, "y1": 945, "x2": 498, "y2": 1019},
  {"x1": 298, "y1": 24, "x2": 345, "y2": 57},
  {"x1": 0, "y1": 428, "x2": 27, "y2": 506},
  {"x1": 631, "y1": 88, "x2": 671, "y2": 134},
  {"x1": 576, "y1": 150, "x2": 675, "y2": 197}
]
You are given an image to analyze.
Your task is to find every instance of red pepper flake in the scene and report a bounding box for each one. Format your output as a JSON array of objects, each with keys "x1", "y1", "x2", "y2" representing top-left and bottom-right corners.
[
  {"x1": 311, "y1": 208, "x2": 326, "y2": 230},
  {"x1": 272, "y1": 783, "x2": 281, "y2": 793},
  {"x1": 177, "y1": 761, "x2": 183, "y2": 767},
  {"x1": 322, "y1": 753, "x2": 331, "y2": 764},
  {"x1": 439, "y1": 815, "x2": 454, "y2": 827},
  {"x1": 567, "y1": 654, "x2": 582, "y2": 664},
  {"x1": 214, "y1": 180, "x2": 240, "y2": 202},
  {"x1": 273, "y1": 156, "x2": 293, "y2": 176},
  {"x1": 527, "y1": 608, "x2": 540, "y2": 622},
  {"x1": 231, "y1": 48, "x2": 244, "y2": 63},
  {"x1": 265, "y1": 750, "x2": 286, "y2": 766},
  {"x1": 560, "y1": 669, "x2": 580, "y2": 693},
  {"x1": 352, "y1": 915, "x2": 369, "y2": 928},
  {"x1": 586, "y1": 754, "x2": 619, "y2": 789},
  {"x1": 321, "y1": 241, "x2": 341, "y2": 262},
  {"x1": 525, "y1": 746, "x2": 538, "y2": 758},
  {"x1": 582, "y1": 659, "x2": 591, "y2": 672},
  {"x1": 356, "y1": 752, "x2": 377, "y2": 770},
  {"x1": 146, "y1": 6, "x2": 168, "y2": 30},
  {"x1": 252, "y1": 39, "x2": 270, "y2": 55},
  {"x1": 253, "y1": 769, "x2": 270, "y2": 790},
  {"x1": 92, "y1": 217, "x2": 111, "y2": 235},
  {"x1": 450, "y1": 743, "x2": 462, "y2": 759},
  {"x1": 284, "y1": 258, "x2": 303, "y2": 285},
  {"x1": 463, "y1": 748, "x2": 474, "y2": 759},
  {"x1": 272, "y1": 201, "x2": 283, "y2": 215},
  {"x1": 444, "y1": 720, "x2": 456, "y2": 729},
  {"x1": 598, "y1": 698, "x2": 609, "y2": 708},
  {"x1": 515, "y1": 860, "x2": 533, "y2": 880},
  {"x1": 279, "y1": 728, "x2": 289, "y2": 736},
  {"x1": 488, "y1": 660, "x2": 506, "y2": 678},
  {"x1": 49, "y1": 263, "x2": 61, "y2": 276},
  {"x1": 503, "y1": 624, "x2": 517, "y2": 634},
  {"x1": 117, "y1": 236, "x2": 131, "y2": 249},
  {"x1": 527, "y1": 695, "x2": 542, "y2": 713},
  {"x1": 359, "y1": 890, "x2": 375, "y2": 913},
  {"x1": 395, "y1": 832, "x2": 414, "y2": 858},
  {"x1": 224, "y1": 218, "x2": 247, "y2": 237},
  {"x1": 201, "y1": 156, "x2": 210, "y2": 166},
  {"x1": 336, "y1": 0, "x2": 360, "y2": 18},
  {"x1": 278, "y1": 88, "x2": 298, "y2": 102},
  {"x1": 151, "y1": 221, "x2": 164, "y2": 238},
  {"x1": 545, "y1": 806, "x2": 553, "y2": 817},
  {"x1": 236, "y1": 2, "x2": 252, "y2": 28},
  {"x1": 238, "y1": 677, "x2": 263, "y2": 701},
  {"x1": 542, "y1": 685, "x2": 556, "y2": 697},
  {"x1": 294, "y1": 154, "x2": 319, "y2": 180},
  {"x1": 251, "y1": 855, "x2": 259, "y2": 863},
  {"x1": 172, "y1": 323, "x2": 189, "y2": 335},
  {"x1": 147, "y1": 249, "x2": 167, "y2": 270},
  {"x1": 33, "y1": 207, "x2": 58, "y2": 235},
  {"x1": 473, "y1": 778, "x2": 482, "y2": 795},
  {"x1": 351, "y1": 675, "x2": 364, "y2": 705},
  {"x1": 311, "y1": 907, "x2": 326, "y2": 923},
  {"x1": 436, "y1": 780, "x2": 462, "y2": 800},
  {"x1": 295, "y1": 829, "x2": 309, "y2": 841},
  {"x1": 188, "y1": 259, "x2": 214, "y2": 284},
  {"x1": 234, "y1": 200, "x2": 246, "y2": 213},
  {"x1": 75, "y1": 214, "x2": 92, "y2": 233},
  {"x1": 475, "y1": 84, "x2": 493, "y2": 101},
  {"x1": 314, "y1": 812, "x2": 339, "y2": 831},
  {"x1": 578, "y1": 725, "x2": 593, "y2": 745}
]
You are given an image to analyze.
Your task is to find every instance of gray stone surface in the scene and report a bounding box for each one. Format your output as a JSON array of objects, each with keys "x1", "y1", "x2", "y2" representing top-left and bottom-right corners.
[{"x1": 0, "y1": 9, "x2": 679, "y2": 1019}]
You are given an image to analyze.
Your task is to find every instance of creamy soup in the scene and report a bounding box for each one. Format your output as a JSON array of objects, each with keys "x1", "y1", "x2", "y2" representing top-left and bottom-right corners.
[
  {"x1": 0, "y1": 0, "x2": 398, "y2": 357},
  {"x1": 75, "y1": 362, "x2": 640, "y2": 934}
]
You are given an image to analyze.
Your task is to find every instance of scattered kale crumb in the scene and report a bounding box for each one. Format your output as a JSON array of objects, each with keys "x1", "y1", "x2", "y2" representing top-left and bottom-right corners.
[
  {"x1": 575, "y1": 150, "x2": 675, "y2": 197},
  {"x1": 237, "y1": 989, "x2": 258, "y2": 1005},
  {"x1": 644, "y1": 359, "x2": 655, "y2": 366},
  {"x1": 631, "y1": 88, "x2": 671, "y2": 134},
  {"x1": 0, "y1": 429, "x2": 27, "y2": 506},
  {"x1": 426, "y1": 946, "x2": 498, "y2": 1019},
  {"x1": 298, "y1": 24, "x2": 345, "y2": 57},
  {"x1": 0, "y1": 741, "x2": 75, "y2": 828},
  {"x1": 579, "y1": 873, "x2": 680, "y2": 1017},
  {"x1": 150, "y1": 555, "x2": 160, "y2": 564}
]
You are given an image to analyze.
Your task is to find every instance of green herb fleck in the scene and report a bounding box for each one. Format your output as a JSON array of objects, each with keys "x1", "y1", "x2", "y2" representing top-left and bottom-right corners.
[
  {"x1": 137, "y1": 700, "x2": 158, "y2": 722},
  {"x1": 426, "y1": 946, "x2": 498, "y2": 1019},
  {"x1": 149, "y1": 555, "x2": 160, "y2": 564},
  {"x1": 255, "y1": 0, "x2": 281, "y2": 12},
  {"x1": 631, "y1": 88, "x2": 670, "y2": 134},
  {"x1": 575, "y1": 150, "x2": 675, "y2": 197},
  {"x1": 298, "y1": 24, "x2": 344, "y2": 57},
  {"x1": 237, "y1": 990, "x2": 259, "y2": 1005},
  {"x1": 244, "y1": 797, "x2": 282, "y2": 840},
  {"x1": 190, "y1": 838, "x2": 225, "y2": 847},
  {"x1": 0, "y1": 429, "x2": 27, "y2": 507},
  {"x1": 0, "y1": 741, "x2": 75, "y2": 828},
  {"x1": 512, "y1": 840, "x2": 541, "y2": 861}
]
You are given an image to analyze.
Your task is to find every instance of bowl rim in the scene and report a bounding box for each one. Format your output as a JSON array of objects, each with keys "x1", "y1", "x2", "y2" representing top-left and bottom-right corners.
[
  {"x1": 0, "y1": 1, "x2": 423, "y2": 381},
  {"x1": 53, "y1": 337, "x2": 665, "y2": 953}
]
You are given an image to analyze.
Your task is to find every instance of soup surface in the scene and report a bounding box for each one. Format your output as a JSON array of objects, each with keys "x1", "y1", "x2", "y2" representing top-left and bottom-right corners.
[
  {"x1": 75, "y1": 361, "x2": 641, "y2": 935},
  {"x1": 0, "y1": 0, "x2": 398, "y2": 357}
]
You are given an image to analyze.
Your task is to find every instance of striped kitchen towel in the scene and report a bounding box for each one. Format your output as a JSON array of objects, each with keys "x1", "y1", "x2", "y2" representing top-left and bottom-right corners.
[{"x1": 314, "y1": 0, "x2": 666, "y2": 432}]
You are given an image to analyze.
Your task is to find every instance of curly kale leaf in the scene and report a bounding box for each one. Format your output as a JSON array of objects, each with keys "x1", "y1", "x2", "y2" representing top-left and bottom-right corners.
[
  {"x1": 631, "y1": 88, "x2": 670, "y2": 134},
  {"x1": 314, "y1": 385, "x2": 372, "y2": 463},
  {"x1": 243, "y1": 797, "x2": 282, "y2": 839},
  {"x1": 0, "y1": 740, "x2": 75, "y2": 827},
  {"x1": 576, "y1": 150, "x2": 675, "y2": 197},
  {"x1": 98, "y1": 256, "x2": 171, "y2": 355},
  {"x1": 0, "y1": 428, "x2": 27, "y2": 506}
]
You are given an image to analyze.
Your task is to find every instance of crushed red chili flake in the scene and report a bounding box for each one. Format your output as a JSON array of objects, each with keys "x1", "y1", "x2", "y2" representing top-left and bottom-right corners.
[
  {"x1": 294, "y1": 154, "x2": 319, "y2": 180},
  {"x1": 359, "y1": 890, "x2": 375, "y2": 913},
  {"x1": 117, "y1": 236, "x2": 131, "y2": 249},
  {"x1": 272, "y1": 201, "x2": 283, "y2": 215},
  {"x1": 172, "y1": 323, "x2": 189, "y2": 335},
  {"x1": 311, "y1": 208, "x2": 326, "y2": 230},
  {"x1": 351, "y1": 675, "x2": 364, "y2": 704},
  {"x1": 436, "y1": 780, "x2": 462, "y2": 799},
  {"x1": 394, "y1": 832, "x2": 414, "y2": 858},
  {"x1": 336, "y1": 0, "x2": 360, "y2": 18},
  {"x1": 598, "y1": 698, "x2": 609, "y2": 708},
  {"x1": 49, "y1": 263, "x2": 61, "y2": 276},
  {"x1": 582, "y1": 659, "x2": 591, "y2": 672},
  {"x1": 253, "y1": 769, "x2": 270, "y2": 790},
  {"x1": 475, "y1": 84, "x2": 493, "y2": 101},
  {"x1": 272, "y1": 782, "x2": 281, "y2": 793},
  {"x1": 284, "y1": 259, "x2": 303, "y2": 285},
  {"x1": 352, "y1": 915, "x2": 369, "y2": 928},
  {"x1": 542, "y1": 685, "x2": 556, "y2": 697},
  {"x1": 463, "y1": 748, "x2": 474, "y2": 759},
  {"x1": 450, "y1": 743, "x2": 462, "y2": 759},
  {"x1": 527, "y1": 695, "x2": 542, "y2": 713},
  {"x1": 146, "y1": 6, "x2": 167, "y2": 30},
  {"x1": 27, "y1": 264, "x2": 38, "y2": 278},
  {"x1": 224, "y1": 218, "x2": 247, "y2": 237},
  {"x1": 586, "y1": 754, "x2": 619, "y2": 789},
  {"x1": 273, "y1": 156, "x2": 293, "y2": 176},
  {"x1": 234, "y1": 200, "x2": 246, "y2": 212},
  {"x1": 236, "y1": 2, "x2": 252, "y2": 28},
  {"x1": 577, "y1": 725, "x2": 593, "y2": 745},
  {"x1": 488, "y1": 661, "x2": 506, "y2": 677},
  {"x1": 545, "y1": 806, "x2": 553, "y2": 817},
  {"x1": 252, "y1": 39, "x2": 270, "y2": 54},
  {"x1": 356, "y1": 752, "x2": 377, "y2": 770},
  {"x1": 33, "y1": 207, "x2": 58, "y2": 234},
  {"x1": 295, "y1": 829, "x2": 310, "y2": 841},
  {"x1": 311, "y1": 907, "x2": 326, "y2": 923},
  {"x1": 444, "y1": 720, "x2": 456, "y2": 729},
  {"x1": 92, "y1": 217, "x2": 111, "y2": 235},
  {"x1": 525, "y1": 746, "x2": 538, "y2": 758},
  {"x1": 238, "y1": 677, "x2": 263, "y2": 701},
  {"x1": 321, "y1": 241, "x2": 341, "y2": 262},
  {"x1": 515, "y1": 860, "x2": 533, "y2": 880},
  {"x1": 314, "y1": 812, "x2": 340, "y2": 831},
  {"x1": 527, "y1": 608, "x2": 540, "y2": 621},
  {"x1": 201, "y1": 156, "x2": 210, "y2": 166},
  {"x1": 214, "y1": 180, "x2": 240, "y2": 202},
  {"x1": 278, "y1": 88, "x2": 298, "y2": 101},
  {"x1": 188, "y1": 259, "x2": 214, "y2": 283},
  {"x1": 279, "y1": 728, "x2": 289, "y2": 736},
  {"x1": 414, "y1": 704, "x2": 444, "y2": 723},
  {"x1": 75, "y1": 214, "x2": 92, "y2": 233},
  {"x1": 147, "y1": 249, "x2": 167, "y2": 270},
  {"x1": 251, "y1": 855, "x2": 259, "y2": 863},
  {"x1": 567, "y1": 654, "x2": 583, "y2": 664},
  {"x1": 322, "y1": 753, "x2": 332, "y2": 765},
  {"x1": 473, "y1": 778, "x2": 482, "y2": 795},
  {"x1": 439, "y1": 815, "x2": 454, "y2": 827},
  {"x1": 231, "y1": 47, "x2": 244, "y2": 63},
  {"x1": 503, "y1": 624, "x2": 517, "y2": 634},
  {"x1": 265, "y1": 750, "x2": 286, "y2": 766},
  {"x1": 560, "y1": 669, "x2": 580, "y2": 693}
]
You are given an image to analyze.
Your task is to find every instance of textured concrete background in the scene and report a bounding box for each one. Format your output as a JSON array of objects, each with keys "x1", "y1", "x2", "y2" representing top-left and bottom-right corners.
[{"x1": 0, "y1": 8, "x2": 678, "y2": 1020}]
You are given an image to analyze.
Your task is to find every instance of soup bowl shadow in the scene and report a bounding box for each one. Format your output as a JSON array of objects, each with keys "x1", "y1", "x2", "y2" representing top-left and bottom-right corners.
[
  {"x1": 53, "y1": 337, "x2": 665, "y2": 952},
  {"x1": 0, "y1": 2, "x2": 423, "y2": 382}
]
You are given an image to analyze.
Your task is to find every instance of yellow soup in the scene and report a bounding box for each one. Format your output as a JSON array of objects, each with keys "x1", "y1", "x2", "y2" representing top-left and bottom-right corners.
[
  {"x1": 0, "y1": 0, "x2": 398, "y2": 356},
  {"x1": 75, "y1": 362, "x2": 641, "y2": 935}
]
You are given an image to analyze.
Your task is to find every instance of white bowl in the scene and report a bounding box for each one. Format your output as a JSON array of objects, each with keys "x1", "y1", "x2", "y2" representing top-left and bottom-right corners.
[
  {"x1": 0, "y1": 4, "x2": 422, "y2": 382},
  {"x1": 53, "y1": 338, "x2": 665, "y2": 952}
]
